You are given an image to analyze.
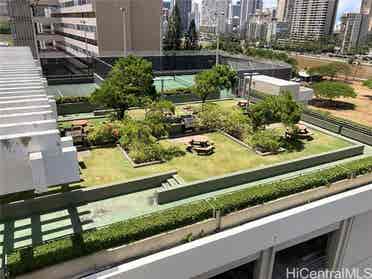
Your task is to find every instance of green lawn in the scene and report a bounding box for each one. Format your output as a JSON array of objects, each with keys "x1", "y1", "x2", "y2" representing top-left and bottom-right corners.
[{"x1": 78, "y1": 130, "x2": 351, "y2": 187}]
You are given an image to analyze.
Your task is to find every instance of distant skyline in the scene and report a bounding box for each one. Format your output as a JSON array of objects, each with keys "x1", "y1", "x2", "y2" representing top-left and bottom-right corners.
[{"x1": 179, "y1": 0, "x2": 363, "y2": 23}]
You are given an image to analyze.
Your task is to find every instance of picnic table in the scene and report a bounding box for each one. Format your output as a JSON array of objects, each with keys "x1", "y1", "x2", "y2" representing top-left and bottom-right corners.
[
  {"x1": 186, "y1": 135, "x2": 215, "y2": 155},
  {"x1": 237, "y1": 100, "x2": 249, "y2": 109}
]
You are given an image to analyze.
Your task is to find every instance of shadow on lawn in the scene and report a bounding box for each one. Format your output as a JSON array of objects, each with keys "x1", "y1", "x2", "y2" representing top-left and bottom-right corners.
[
  {"x1": 362, "y1": 95, "x2": 372, "y2": 101},
  {"x1": 309, "y1": 99, "x2": 356, "y2": 111}
]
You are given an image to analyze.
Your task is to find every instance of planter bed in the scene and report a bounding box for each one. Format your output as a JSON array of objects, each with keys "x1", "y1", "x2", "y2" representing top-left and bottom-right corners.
[{"x1": 117, "y1": 144, "x2": 165, "y2": 168}]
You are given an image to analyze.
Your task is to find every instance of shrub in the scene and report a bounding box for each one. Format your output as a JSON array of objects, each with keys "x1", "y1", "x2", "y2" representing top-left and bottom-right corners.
[
  {"x1": 56, "y1": 96, "x2": 90, "y2": 104},
  {"x1": 195, "y1": 103, "x2": 225, "y2": 130},
  {"x1": 312, "y1": 81, "x2": 357, "y2": 101},
  {"x1": 87, "y1": 121, "x2": 122, "y2": 145},
  {"x1": 7, "y1": 201, "x2": 213, "y2": 276},
  {"x1": 6, "y1": 157, "x2": 372, "y2": 276},
  {"x1": 249, "y1": 92, "x2": 301, "y2": 130},
  {"x1": 222, "y1": 108, "x2": 252, "y2": 140},
  {"x1": 362, "y1": 79, "x2": 372, "y2": 89},
  {"x1": 250, "y1": 129, "x2": 282, "y2": 153},
  {"x1": 162, "y1": 87, "x2": 193, "y2": 95},
  {"x1": 161, "y1": 144, "x2": 186, "y2": 161},
  {"x1": 128, "y1": 143, "x2": 163, "y2": 163},
  {"x1": 214, "y1": 156, "x2": 372, "y2": 215}
]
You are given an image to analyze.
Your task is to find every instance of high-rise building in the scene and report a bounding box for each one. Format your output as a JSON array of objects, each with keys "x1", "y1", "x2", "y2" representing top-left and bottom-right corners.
[
  {"x1": 171, "y1": 0, "x2": 192, "y2": 32},
  {"x1": 240, "y1": 0, "x2": 263, "y2": 36},
  {"x1": 190, "y1": 2, "x2": 200, "y2": 30},
  {"x1": 360, "y1": 0, "x2": 372, "y2": 31},
  {"x1": 200, "y1": 0, "x2": 230, "y2": 35},
  {"x1": 9, "y1": 0, "x2": 162, "y2": 58},
  {"x1": 0, "y1": 0, "x2": 8, "y2": 20},
  {"x1": 289, "y1": 0, "x2": 339, "y2": 42},
  {"x1": 276, "y1": 0, "x2": 294, "y2": 22},
  {"x1": 340, "y1": 12, "x2": 369, "y2": 53}
]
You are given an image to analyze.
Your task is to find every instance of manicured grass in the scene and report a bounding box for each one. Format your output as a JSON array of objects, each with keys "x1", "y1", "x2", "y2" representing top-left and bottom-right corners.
[{"x1": 78, "y1": 130, "x2": 351, "y2": 187}]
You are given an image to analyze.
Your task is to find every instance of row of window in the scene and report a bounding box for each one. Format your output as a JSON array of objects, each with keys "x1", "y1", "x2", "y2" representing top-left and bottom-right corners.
[
  {"x1": 58, "y1": 0, "x2": 92, "y2": 9},
  {"x1": 52, "y1": 12, "x2": 95, "y2": 18},
  {"x1": 54, "y1": 23, "x2": 96, "y2": 33},
  {"x1": 55, "y1": 30, "x2": 97, "y2": 45},
  {"x1": 57, "y1": 41, "x2": 96, "y2": 57}
]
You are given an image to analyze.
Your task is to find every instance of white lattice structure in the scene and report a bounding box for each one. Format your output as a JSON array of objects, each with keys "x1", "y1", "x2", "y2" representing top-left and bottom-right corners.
[{"x1": 0, "y1": 47, "x2": 79, "y2": 195}]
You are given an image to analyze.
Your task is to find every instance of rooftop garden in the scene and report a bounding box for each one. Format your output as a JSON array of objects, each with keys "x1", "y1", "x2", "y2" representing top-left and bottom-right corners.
[{"x1": 64, "y1": 56, "x2": 356, "y2": 188}]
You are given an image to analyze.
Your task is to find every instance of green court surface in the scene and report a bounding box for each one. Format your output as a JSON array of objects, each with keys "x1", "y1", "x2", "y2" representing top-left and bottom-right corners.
[
  {"x1": 47, "y1": 83, "x2": 98, "y2": 97},
  {"x1": 154, "y1": 75, "x2": 194, "y2": 91}
]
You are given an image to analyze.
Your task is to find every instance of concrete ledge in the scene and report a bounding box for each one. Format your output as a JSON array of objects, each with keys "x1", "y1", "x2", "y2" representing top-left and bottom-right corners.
[
  {"x1": 157, "y1": 144, "x2": 365, "y2": 204},
  {"x1": 0, "y1": 171, "x2": 177, "y2": 220},
  {"x1": 13, "y1": 174, "x2": 372, "y2": 279},
  {"x1": 117, "y1": 145, "x2": 164, "y2": 168}
]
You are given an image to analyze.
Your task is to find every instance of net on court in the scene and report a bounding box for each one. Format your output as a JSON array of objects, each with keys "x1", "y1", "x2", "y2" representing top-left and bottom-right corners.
[{"x1": 154, "y1": 75, "x2": 195, "y2": 92}]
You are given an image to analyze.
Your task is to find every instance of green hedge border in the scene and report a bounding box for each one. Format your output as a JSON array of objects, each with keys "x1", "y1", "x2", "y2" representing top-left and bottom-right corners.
[{"x1": 6, "y1": 157, "x2": 372, "y2": 276}]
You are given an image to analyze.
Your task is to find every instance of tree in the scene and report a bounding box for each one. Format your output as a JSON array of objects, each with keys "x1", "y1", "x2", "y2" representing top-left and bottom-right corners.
[
  {"x1": 193, "y1": 70, "x2": 219, "y2": 103},
  {"x1": 163, "y1": 4, "x2": 182, "y2": 50},
  {"x1": 0, "y1": 21, "x2": 11, "y2": 34},
  {"x1": 90, "y1": 56, "x2": 157, "y2": 119},
  {"x1": 312, "y1": 81, "x2": 357, "y2": 102},
  {"x1": 309, "y1": 62, "x2": 351, "y2": 80},
  {"x1": 249, "y1": 92, "x2": 302, "y2": 130},
  {"x1": 184, "y1": 19, "x2": 199, "y2": 50},
  {"x1": 193, "y1": 65, "x2": 238, "y2": 103}
]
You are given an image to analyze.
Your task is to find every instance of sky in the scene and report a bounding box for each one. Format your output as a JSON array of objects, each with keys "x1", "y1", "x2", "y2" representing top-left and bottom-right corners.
[
  {"x1": 190, "y1": 0, "x2": 363, "y2": 23},
  {"x1": 264, "y1": 0, "x2": 362, "y2": 23}
]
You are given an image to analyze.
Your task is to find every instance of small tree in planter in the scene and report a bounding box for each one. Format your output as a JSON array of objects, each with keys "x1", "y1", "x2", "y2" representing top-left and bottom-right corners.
[
  {"x1": 90, "y1": 56, "x2": 158, "y2": 119},
  {"x1": 250, "y1": 129, "x2": 282, "y2": 154}
]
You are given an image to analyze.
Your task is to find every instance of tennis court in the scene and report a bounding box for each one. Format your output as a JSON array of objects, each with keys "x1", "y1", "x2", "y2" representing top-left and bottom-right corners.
[
  {"x1": 154, "y1": 75, "x2": 195, "y2": 92},
  {"x1": 47, "y1": 83, "x2": 98, "y2": 98}
]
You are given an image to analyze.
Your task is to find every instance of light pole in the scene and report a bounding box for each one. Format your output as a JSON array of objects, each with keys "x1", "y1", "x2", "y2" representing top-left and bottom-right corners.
[
  {"x1": 80, "y1": 20, "x2": 88, "y2": 57},
  {"x1": 215, "y1": 11, "x2": 225, "y2": 66},
  {"x1": 120, "y1": 7, "x2": 128, "y2": 57}
]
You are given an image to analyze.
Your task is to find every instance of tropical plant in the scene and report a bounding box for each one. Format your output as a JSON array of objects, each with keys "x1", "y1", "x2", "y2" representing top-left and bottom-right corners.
[
  {"x1": 90, "y1": 56, "x2": 157, "y2": 119},
  {"x1": 250, "y1": 129, "x2": 282, "y2": 153},
  {"x1": 193, "y1": 65, "x2": 238, "y2": 103},
  {"x1": 312, "y1": 81, "x2": 357, "y2": 102}
]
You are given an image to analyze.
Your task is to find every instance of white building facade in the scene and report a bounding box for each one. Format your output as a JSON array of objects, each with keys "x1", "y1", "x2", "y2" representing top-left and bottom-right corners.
[{"x1": 0, "y1": 47, "x2": 79, "y2": 196}]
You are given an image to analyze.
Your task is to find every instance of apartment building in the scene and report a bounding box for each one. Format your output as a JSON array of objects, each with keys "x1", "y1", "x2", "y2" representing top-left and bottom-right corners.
[
  {"x1": 171, "y1": 0, "x2": 192, "y2": 33},
  {"x1": 276, "y1": 0, "x2": 294, "y2": 23},
  {"x1": 200, "y1": 0, "x2": 230, "y2": 35},
  {"x1": 340, "y1": 13, "x2": 369, "y2": 54},
  {"x1": 289, "y1": 0, "x2": 339, "y2": 42},
  {"x1": 361, "y1": 0, "x2": 372, "y2": 31},
  {"x1": 0, "y1": 47, "x2": 79, "y2": 195},
  {"x1": 240, "y1": 0, "x2": 263, "y2": 36},
  {"x1": 0, "y1": 0, "x2": 8, "y2": 20},
  {"x1": 9, "y1": 0, "x2": 162, "y2": 58}
]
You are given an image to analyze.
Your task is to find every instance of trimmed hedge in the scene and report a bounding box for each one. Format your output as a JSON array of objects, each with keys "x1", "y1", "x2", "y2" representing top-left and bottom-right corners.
[
  {"x1": 6, "y1": 157, "x2": 372, "y2": 276},
  {"x1": 213, "y1": 157, "x2": 372, "y2": 215},
  {"x1": 162, "y1": 87, "x2": 193, "y2": 95},
  {"x1": 56, "y1": 96, "x2": 90, "y2": 104},
  {"x1": 7, "y1": 201, "x2": 213, "y2": 276}
]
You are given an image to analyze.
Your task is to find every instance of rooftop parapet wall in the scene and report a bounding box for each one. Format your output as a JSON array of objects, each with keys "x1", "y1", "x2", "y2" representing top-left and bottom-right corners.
[{"x1": 0, "y1": 47, "x2": 79, "y2": 196}]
